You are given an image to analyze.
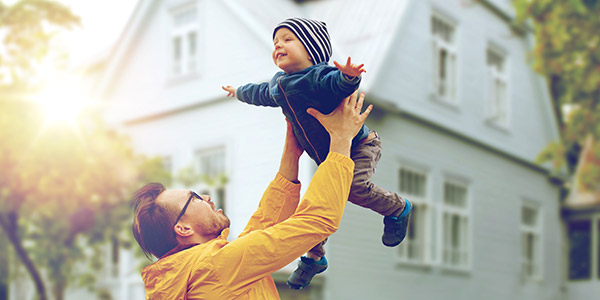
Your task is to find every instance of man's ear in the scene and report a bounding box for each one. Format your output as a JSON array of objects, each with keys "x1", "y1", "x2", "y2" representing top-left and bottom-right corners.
[{"x1": 174, "y1": 223, "x2": 194, "y2": 238}]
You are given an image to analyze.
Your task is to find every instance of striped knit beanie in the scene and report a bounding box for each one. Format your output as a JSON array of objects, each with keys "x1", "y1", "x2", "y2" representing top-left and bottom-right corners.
[{"x1": 273, "y1": 17, "x2": 332, "y2": 65}]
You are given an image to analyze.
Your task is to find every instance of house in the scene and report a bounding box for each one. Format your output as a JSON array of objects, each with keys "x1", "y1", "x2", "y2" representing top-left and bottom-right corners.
[
  {"x1": 562, "y1": 135, "x2": 600, "y2": 298},
  {"x1": 11, "y1": 0, "x2": 570, "y2": 299}
]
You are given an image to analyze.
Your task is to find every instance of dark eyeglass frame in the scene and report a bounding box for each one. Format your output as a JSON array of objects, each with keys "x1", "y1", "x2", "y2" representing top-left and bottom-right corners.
[{"x1": 173, "y1": 191, "x2": 203, "y2": 227}]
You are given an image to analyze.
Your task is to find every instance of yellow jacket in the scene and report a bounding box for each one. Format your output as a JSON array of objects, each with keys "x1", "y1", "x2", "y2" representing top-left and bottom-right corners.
[{"x1": 141, "y1": 152, "x2": 354, "y2": 299}]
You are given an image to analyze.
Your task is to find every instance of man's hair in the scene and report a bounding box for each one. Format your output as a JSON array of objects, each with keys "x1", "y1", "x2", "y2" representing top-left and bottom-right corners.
[{"x1": 131, "y1": 183, "x2": 179, "y2": 259}]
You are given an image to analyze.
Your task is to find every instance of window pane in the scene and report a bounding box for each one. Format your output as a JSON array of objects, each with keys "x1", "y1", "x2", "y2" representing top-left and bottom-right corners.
[
  {"x1": 174, "y1": 8, "x2": 197, "y2": 27},
  {"x1": 398, "y1": 204, "x2": 425, "y2": 262},
  {"x1": 173, "y1": 37, "x2": 181, "y2": 74},
  {"x1": 188, "y1": 31, "x2": 197, "y2": 73},
  {"x1": 197, "y1": 148, "x2": 226, "y2": 179},
  {"x1": 451, "y1": 215, "x2": 460, "y2": 248},
  {"x1": 568, "y1": 220, "x2": 591, "y2": 280},
  {"x1": 487, "y1": 49, "x2": 504, "y2": 71},
  {"x1": 188, "y1": 32, "x2": 197, "y2": 55},
  {"x1": 431, "y1": 15, "x2": 454, "y2": 42},
  {"x1": 399, "y1": 168, "x2": 426, "y2": 197},
  {"x1": 173, "y1": 37, "x2": 181, "y2": 60},
  {"x1": 521, "y1": 206, "x2": 538, "y2": 226},
  {"x1": 444, "y1": 182, "x2": 466, "y2": 207}
]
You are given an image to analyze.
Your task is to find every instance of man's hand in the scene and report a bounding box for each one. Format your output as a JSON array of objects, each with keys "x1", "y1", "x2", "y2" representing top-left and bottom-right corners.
[
  {"x1": 333, "y1": 57, "x2": 366, "y2": 78},
  {"x1": 222, "y1": 85, "x2": 236, "y2": 97},
  {"x1": 307, "y1": 91, "x2": 372, "y2": 157}
]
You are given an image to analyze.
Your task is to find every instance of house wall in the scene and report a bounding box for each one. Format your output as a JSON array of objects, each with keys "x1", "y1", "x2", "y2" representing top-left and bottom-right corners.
[
  {"x1": 326, "y1": 112, "x2": 564, "y2": 300},
  {"x1": 372, "y1": 0, "x2": 559, "y2": 164},
  {"x1": 316, "y1": 1, "x2": 563, "y2": 299}
]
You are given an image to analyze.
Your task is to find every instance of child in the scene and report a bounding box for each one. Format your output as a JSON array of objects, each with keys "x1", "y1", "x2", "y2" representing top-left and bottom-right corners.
[{"x1": 222, "y1": 17, "x2": 411, "y2": 290}]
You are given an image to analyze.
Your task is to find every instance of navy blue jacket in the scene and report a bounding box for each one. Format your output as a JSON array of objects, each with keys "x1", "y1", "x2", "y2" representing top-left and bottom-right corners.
[{"x1": 236, "y1": 62, "x2": 369, "y2": 165}]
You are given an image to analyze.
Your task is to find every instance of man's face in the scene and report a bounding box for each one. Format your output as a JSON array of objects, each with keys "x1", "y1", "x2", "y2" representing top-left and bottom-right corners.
[
  {"x1": 272, "y1": 27, "x2": 314, "y2": 74},
  {"x1": 159, "y1": 189, "x2": 230, "y2": 237}
]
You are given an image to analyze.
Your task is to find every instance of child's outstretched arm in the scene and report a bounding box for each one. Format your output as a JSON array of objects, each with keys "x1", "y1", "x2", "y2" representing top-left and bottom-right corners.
[
  {"x1": 223, "y1": 82, "x2": 278, "y2": 107},
  {"x1": 222, "y1": 85, "x2": 236, "y2": 98},
  {"x1": 333, "y1": 57, "x2": 366, "y2": 79}
]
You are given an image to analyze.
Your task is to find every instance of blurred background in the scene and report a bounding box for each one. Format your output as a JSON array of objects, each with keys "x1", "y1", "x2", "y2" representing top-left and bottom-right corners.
[{"x1": 1, "y1": 0, "x2": 599, "y2": 299}]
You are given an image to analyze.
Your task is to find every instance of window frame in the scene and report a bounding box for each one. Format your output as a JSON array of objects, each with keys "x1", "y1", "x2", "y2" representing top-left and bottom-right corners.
[
  {"x1": 485, "y1": 45, "x2": 510, "y2": 128},
  {"x1": 169, "y1": 0, "x2": 201, "y2": 79},
  {"x1": 520, "y1": 200, "x2": 543, "y2": 282},
  {"x1": 431, "y1": 11, "x2": 459, "y2": 106},
  {"x1": 194, "y1": 146, "x2": 228, "y2": 214},
  {"x1": 439, "y1": 178, "x2": 471, "y2": 271},
  {"x1": 395, "y1": 165, "x2": 432, "y2": 266},
  {"x1": 567, "y1": 215, "x2": 600, "y2": 282}
]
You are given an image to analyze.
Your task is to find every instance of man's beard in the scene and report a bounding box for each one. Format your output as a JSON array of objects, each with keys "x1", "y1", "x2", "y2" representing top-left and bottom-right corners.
[{"x1": 198, "y1": 213, "x2": 231, "y2": 236}]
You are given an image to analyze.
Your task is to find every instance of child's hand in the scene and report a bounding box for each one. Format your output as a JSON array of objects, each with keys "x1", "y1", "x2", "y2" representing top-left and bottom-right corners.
[
  {"x1": 222, "y1": 85, "x2": 236, "y2": 97},
  {"x1": 333, "y1": 57, "x2": 366, "y2": 78}
]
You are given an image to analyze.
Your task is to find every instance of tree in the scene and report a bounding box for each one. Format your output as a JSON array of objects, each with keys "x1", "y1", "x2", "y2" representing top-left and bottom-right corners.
[
  {"x1": 513, "y1": 0, "x2": 600, "y2": 190},
  {"x1": 0, "y1": 0, "x2": 80, "y2": 85},
  {"x1": 0, "y1": 98, "x2": 171, "y2": 300},
  {"x1": 0, "y1": 1, "x2": 172, "y2": 300}
]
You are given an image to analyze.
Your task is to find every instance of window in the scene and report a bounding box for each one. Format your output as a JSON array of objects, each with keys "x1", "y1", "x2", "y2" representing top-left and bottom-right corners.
[
  {"x1": 441, "y1": 181, "x2": 469, "y2": 268},
  {"x1": 568, "y1": 219, "x2": 591, "y2": 280},
  {"x1": 195, "y1": 147, "x2": 227, "y2": 212},
  {"x1": 486, "y1": 47, "x2": 508, "y2": 126},
  {"x1": 431, "y1": 13, "x2": 457, "y2": 104},
  {"x1": 396, "y1": 167, "x2": 429, "y2": 264},
  {"x1": 521, "y1": 203, "x2": 542, "y2": 280},
  {"x1": 597, "y1": 219, "x2": 600, "y2": 278},
  {"x1": 170, "y1": 4, "x2": 199, "y2": 77}
]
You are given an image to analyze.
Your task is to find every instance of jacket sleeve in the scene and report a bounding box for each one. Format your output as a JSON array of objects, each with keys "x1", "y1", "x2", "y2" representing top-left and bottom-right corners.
[
  {"x1": 236, "y1": 82, "x2": 278, "y2": 107},
  {"x1": 213, "y1": 152, "x2": 355, "y2": 297},
  {"x1": 317, "y1": 67, "x2": 361, "y2": 99},
  {"x1": 238, "y1": 173, "x2": 301, "y2": 236}
]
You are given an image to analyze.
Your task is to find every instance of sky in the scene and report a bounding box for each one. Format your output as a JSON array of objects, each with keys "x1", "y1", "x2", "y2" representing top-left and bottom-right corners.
[{"x1": 55, "y1": 0, "x2": 140, "y2": 65}]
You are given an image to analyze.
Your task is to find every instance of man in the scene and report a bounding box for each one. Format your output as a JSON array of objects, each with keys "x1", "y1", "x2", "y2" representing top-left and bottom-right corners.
[{"x1": 132, "y1": 91, "x2": 372, "y2": 299}]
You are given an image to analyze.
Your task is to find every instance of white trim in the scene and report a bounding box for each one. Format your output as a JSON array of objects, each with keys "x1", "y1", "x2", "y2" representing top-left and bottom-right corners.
[
  {"x1": 440, "y1": 178, "x2": 471, "y2": 271},
  {"x1": 167, "y1": 0, "x2": 202, "y2": 80},
  {"x1": 395, "y1": 164, "x2": 432, "y2": 266},
  {"x1": 520, "y1": 199, "x2": 543, "y2": 282},
  {"x1": 430, "y1": 10, "x2": 460, "y2": 107},
  {"x1": 194, "y1": 145, "x2": 229, "y2": 213},
  {"x1": 485, "y1": 44, "x2": 510, "y2": 129}
]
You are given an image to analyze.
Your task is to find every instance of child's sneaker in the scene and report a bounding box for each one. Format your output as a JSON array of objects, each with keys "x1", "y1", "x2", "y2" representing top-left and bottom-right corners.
[
  {"x1": 286, "y1": 256, "x2": 328, "y2": 290},
  {"x1": 382, "y1": 199, "x2": 412, "y2": 247}
]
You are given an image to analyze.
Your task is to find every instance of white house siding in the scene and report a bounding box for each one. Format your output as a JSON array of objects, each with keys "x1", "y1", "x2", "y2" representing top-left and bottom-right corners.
[
  {"x1": 371, "y1": 0, "x2": 560, "y2": 164},
  {"x1": 121, "y1": 99, "x2": 289, "y2": 239},
  {"x1": 326, "y1": 113, "x2": 564, "y2": 300}
]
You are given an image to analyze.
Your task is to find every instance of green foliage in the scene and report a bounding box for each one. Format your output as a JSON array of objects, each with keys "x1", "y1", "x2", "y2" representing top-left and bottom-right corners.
[
  {"x1": 514, "y1": 0, "x2": 600, "y2": 190},
  {"x1": 0, "y1": 0, "x2": 80, "y2": 85},
  {"x1": 0, "y1": 96, "x2": 172, "y2": 296},
  {"x1": 0, "y1": 2, "x2": 171, "y2": 299}
]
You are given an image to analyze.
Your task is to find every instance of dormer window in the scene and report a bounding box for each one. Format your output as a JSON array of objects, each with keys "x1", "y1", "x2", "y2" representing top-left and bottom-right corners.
[
  {"x1": 431, "y1": 13, "x2": 457, "y2": 104},
  {"x1": 170, "y1": 4, "x2": 199, "y2": 77},
  {"x1": 486, "y1": 46, "x2": 508, "y2": 127}
]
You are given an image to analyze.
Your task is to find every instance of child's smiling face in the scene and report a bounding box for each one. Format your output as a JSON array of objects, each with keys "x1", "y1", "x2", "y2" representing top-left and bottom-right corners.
[{"x1": 272, "y1": 27, "x2": 314, "y2": 74}]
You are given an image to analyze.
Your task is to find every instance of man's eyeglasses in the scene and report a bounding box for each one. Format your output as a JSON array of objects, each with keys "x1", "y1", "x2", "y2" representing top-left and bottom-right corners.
[{"x1": 174, "y1": 191, "x2": 203, "y2": 227}]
